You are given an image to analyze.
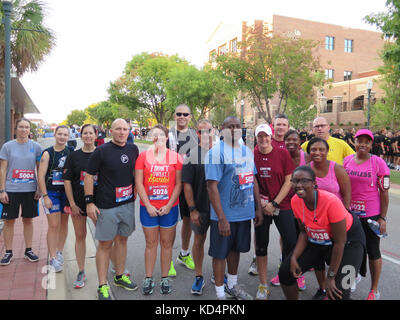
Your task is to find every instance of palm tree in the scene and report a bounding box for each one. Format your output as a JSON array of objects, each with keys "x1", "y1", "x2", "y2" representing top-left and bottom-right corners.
[{"x1": 0, "y1": 0, "x2": 55, "y2": 96}]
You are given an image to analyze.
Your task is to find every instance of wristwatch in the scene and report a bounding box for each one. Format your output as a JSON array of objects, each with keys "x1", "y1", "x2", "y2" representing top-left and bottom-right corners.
[
  {"x1": 188, "y1": 206, "x2": 197, "y2": 213},
  {"x1": 271, "y1": 200, "x2": 280, "y2": 209},
  {"x1": 327, "y1": 270, "x2": 336, "y2": 279},
  {"x1": 0, "y1": 189, "x2": 5, "y2": 193}
]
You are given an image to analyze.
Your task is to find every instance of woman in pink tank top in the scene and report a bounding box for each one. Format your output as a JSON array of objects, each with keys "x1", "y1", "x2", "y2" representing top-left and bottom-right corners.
[{"x1": 284, "y1": 130, "x2": 309, "y2": 168}]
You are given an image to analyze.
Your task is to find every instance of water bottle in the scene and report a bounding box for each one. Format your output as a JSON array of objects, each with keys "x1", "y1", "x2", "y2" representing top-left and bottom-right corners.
[{"x1": 367, "y1": 219, "x2": 388, "y2": 238}]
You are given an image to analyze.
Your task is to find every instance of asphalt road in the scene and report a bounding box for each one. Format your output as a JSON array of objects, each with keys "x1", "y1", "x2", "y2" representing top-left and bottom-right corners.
[{"x1": 38, "y1": 137, "x2": 400, "y2": 300}]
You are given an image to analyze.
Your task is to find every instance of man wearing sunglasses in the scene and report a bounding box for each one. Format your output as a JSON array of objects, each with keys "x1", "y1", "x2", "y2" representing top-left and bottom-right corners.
[
  {"x1": 167, "y1": 104, "x2": 199, "y2": 275},
  {"x1": 301, "y1": 117, "x2": 354, "y2": 165}
]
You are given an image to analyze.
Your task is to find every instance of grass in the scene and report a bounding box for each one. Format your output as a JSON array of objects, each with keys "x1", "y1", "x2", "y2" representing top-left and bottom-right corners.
[
  {"x1": 135, "y1": 139, "x2": 153, "y2": 145},
  {"x1": 391, "y1": 170, "x2": 400, "y2": 186}
]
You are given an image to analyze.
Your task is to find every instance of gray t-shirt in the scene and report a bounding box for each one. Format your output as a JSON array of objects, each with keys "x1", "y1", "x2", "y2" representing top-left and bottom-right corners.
[{"x1": 0, "y1": 140, "x2": 43, "y2": 192}]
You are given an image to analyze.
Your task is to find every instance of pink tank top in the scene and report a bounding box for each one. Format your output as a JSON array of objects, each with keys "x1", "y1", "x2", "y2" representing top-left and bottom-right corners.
[
  {"x1": 311, "y1": 160, "x2": 343, "y2": 201},
  {"x1": 299, "y1": 150, "x2": 306, "y2": 166}
]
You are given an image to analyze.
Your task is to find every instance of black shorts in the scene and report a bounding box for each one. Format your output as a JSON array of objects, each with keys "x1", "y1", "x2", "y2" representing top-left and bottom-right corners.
[
  {"x1": 0, "y1": 192, "x2": 39, "y2": 220},
  {"x1": 360, "y1": 215, "x2": 381, "y2": 260}
]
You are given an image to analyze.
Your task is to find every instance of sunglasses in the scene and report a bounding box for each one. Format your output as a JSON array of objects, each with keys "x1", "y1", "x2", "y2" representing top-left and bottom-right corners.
[
  {"x1": 176, "y1": 112, "x2": 190, "y2": 117},
  {"x1": 197, "y1": 128, "x2": 213, "y2": 134}
]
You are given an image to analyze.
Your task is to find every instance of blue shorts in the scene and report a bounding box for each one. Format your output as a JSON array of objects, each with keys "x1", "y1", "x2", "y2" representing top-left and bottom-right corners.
[
  {"x1": 42, "y1": 190, "x2": 67, "y2": 214},
  {"x1": 208, "y1": 220, "x2": 251, "y2": 259},
  {"x1": 140, "y1": 205, "x2": 179, "y2": 229}
]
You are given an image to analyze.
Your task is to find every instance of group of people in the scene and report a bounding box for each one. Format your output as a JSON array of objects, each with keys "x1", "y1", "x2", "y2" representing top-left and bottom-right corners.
[{"x1": 0, "y1": 107, "x2": 391, "y2": 301}]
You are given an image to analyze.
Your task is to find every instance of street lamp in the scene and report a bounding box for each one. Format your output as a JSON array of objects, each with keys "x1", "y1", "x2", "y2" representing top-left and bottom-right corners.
[
  {"x1": 240, "y1": 99, "x2": 244, "y2": 125},
  {"x1": 3, "y1": 1, "x2": 12, "y2": 142},
  {"x1": 366, "y1": 80, "x2": 373, "y2": 129}
]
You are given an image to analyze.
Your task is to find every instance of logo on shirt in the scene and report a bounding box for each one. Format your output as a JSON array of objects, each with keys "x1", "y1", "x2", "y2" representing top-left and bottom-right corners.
[{"x1": 121, "y1": 154, "x2": 129, "y2": 164}]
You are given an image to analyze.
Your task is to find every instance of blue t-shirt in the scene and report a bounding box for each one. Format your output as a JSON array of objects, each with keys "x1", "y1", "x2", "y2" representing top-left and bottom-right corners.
[{"x1": 205, "y1": 141, "x2": 256, "y2": 222}]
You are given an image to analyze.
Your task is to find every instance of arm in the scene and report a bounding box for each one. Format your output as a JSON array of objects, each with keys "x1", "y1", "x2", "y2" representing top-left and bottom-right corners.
[
  {"x1": 38, "y1": 152, "x2": 52, "y2": 209},
  {"x1": 184, "y1": 182, "x2": 201, "y2": 226},
  {"x1": 34, "y1": 161, "x2": 41, "y2": 200},
  {"x1": 263, "y1": 174, "x2": 292, "y2": 215},
  {"x1": 0, "y1": 160, "x2": 9, "y2": 204},
  {"x1": 158, "y1": 169, "x2": 182, "y2": 216},
  {"x1": 253, "y1": 177, "x2": 263, "y2": 227},
  {"x1": 335, "y1": 164, "x2": 352, "y2": 209},
  {"x1": 84, "y1": 173, "x2": 100, "y2": 223},
  {"x1": 207, "y1": 180, "x2": 230, "y2": 236},
  {"x1": 134, "y1": 169, "x2": 158, "y2": 217},
  {"x1": 378, "y1": 188, "x2": 389, "y2": 235}
]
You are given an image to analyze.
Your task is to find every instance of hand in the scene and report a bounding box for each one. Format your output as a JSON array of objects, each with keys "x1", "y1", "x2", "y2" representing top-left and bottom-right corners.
[
  {"x1": 254, "y1": 207, "x2": 263, "y2": 227},
  {"x1": 158, "y1": 204, "x2": 171, "y2": 216},
  {"x1": 86, "y1": 203, "x2": 100, "y2": 224},
  {"x1": 34, "y1": 190, "x2": 41, "y2": 201},
  {"x1": 290, "y1": 257, "x2": 302, "y2": 279},
  {"x1": 326, "y1": 277, "x2": 343, "y2": 300},
  {"x1": 146, "y1": 205, "x2": 159, "y2": 217},
  {"x1": 71, "y1": 203, "x2": 84, "y2": 217},
  {"x1": 0, "y1": 192, "x2": 9, "y2": 204},
  {"x1": 190, "y1": 209, "x2": 201, "y2": 227},
  {"x1": 218, "y1": 218, "x2": 231, "y2": 237},
  {"x1": 263, "y1": 202, "x2": 276, "y2": 216},
  {"x1": 44, "y1": 196, "x2": 53, "y2": 210},
  {"x1": 378, "y1": 219, "x2": 387, "y2": 235}
]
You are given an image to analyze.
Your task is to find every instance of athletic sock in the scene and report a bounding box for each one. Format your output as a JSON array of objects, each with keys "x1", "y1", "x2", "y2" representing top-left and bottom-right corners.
[
  {"x1": 180, "y1": 249, "x2": 190, "y2": 256},
  {"x1": 6, "y1": 250, "x2": 12, "y2": 254},
  {"x1": 25, "y1": 248, "x2": 32, "y2": 253},
  {"x1": 227, "y1": 273, "x2": 237, "y2": 289},
  {"x1": 215, "y1": 285, "x2": 225, "y2": 298}
]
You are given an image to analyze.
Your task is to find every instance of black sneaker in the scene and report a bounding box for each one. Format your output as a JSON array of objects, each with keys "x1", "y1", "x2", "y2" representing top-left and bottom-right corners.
[
  {"x1": 0, "y1": 252, "x2": 13, "y2": 266},
  {"x1": 24, "y1": 250, "x2": 39, "y2": 262},
  {"x1": 114, "y1": 274, "x2": 138, "y2": 291},
  {"x1": 312, "y1": 288, "x2": 327, "y2": 300}
]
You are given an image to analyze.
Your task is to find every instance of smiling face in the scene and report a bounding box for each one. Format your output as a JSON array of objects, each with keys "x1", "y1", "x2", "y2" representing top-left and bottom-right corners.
[
  {"x1": 16, "y1": 120, "x2": 31, "y2": 140},
  {"x1": 81, "y1": 125, "x2": 96, "y2": 146},
  {"x1": 285, "y1": 132, "x2": 300, "y2": 153},
  {"x1": 222, "y1": 117, "x2": 242, "y2": 144},
  {"x1": 355, "y1": 135, "x2": 373, "y2": 155},
  {"x1": 150, "y1": 127, "x2": 167, "y2": 148},
  {"x1": 110, "y1": 119, "x2": 129, "y2": 144},
  {"x1": 256, "y1": 131, "x2": 272, "y2": 149},
  {"x1": 291, "y1": 169, "x2": 315, "y2": 199},
  {"x1": 274, "y1": 117, "x2": 289, "y2": 139},
  {"x1": 309, "y1": 141, "x2": 329, "y2": 163},
  {"x1": 55, "y1": 127, "x2": 69, "y2": 146},
  {"x1": 174, "y1": 105, "x2": 191, "y2": 130}
]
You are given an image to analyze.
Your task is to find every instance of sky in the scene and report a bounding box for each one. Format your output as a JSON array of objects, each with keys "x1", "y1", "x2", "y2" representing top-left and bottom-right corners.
[{"x1": 20, "y1": 0, "x2": 388, "y2": 124}]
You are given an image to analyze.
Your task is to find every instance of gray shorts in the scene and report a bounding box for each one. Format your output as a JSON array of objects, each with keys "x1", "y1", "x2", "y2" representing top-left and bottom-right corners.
[
  {"x1": 190, "y1": 211, "x2": 211, "y2": 235},
  {"x1": 95, "y1": 202, "x2": 135, "y2": 241}
]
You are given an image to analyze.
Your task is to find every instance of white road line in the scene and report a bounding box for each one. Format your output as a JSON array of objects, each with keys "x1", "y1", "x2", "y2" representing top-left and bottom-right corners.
[{"x1": 382, "y1": 254, "x2": 400, "y2": 266}]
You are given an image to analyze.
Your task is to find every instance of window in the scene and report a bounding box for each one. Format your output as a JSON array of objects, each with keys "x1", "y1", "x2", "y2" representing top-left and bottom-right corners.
[
  {"x1": 325, "y1": 36, "x2": 334, "y2": 50},
  {"x1": 229, "y1": 38, "x2": 238, "y2": 53},
  {"x1": 218, "y1": 44, "x2": 227, "y2": 56},
  {"x1": 325, "y1": 69, "x2": 334, "y2": 80},
  {"x1": 352, "y1": 95, "x2": 364, "y2": 110},
  {"x1": 344, "y1": 71, "x2": 352, "y2": 81},
  {"x1": 344, "y1": 39, "x2": 353, "y2": 53},
  {"x1": 209, "y1": 50, "x2": 216, "y2": 62}
]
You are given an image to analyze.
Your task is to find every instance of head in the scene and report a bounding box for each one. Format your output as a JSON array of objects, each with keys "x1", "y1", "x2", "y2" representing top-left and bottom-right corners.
[
  {"x1": 255, "y1": 123, "x2": 272, "y2": 149},
  {"x1": 54, "y1": 125, "x2": 70, "y2": 146},
  {"x1": 196, "y1": 119, "x2": 214, "y2": 149},
  {"x1": 273, "y1": 114, "x2": 289, "y2": 139},
  {"x1": 354, "y1": 129, "x2": 373, "y2": 155},
  {"x1": 312, "y1": 117, "x2": 330, "y2": 140},
  {"x1": 307, "y1": 137, "x2": 329, "y2": 164},
  {"x1": 221, "y1": 116, "x2": 242, "y2": 144},
  {"x1": 174, "y1": 104, "x2": 192, "y2": 130},
  {"x1": 110, "y1": 118, "x2": 130, "y2": 145},
  {"x1": 291, "y1": 166, "x2": 317, "y2": 199},
  {"x1": 149, "y1": 124, "x2": 168, "y2": 148},
  {"x1": 284, "y1": 129, "x2": 301, "y2": 153},
  {"x1": 15, "y1": 118, "x2": 31, "y2": 140},
  {"x1": 80, "y1": 124, "x2": 97, "y2": 146}
]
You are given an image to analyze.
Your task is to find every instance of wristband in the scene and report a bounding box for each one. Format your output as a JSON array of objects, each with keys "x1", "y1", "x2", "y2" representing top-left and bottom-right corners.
[
  {"x1": 189, "y1": 206, "x2": 197, "y2": 213},
  {"x1": 271, "y1": 200, "x2": 280, "y2": 209},
  {"x1": 85, "y1": 195, "x2": 94, "y2": 204},
  {"x1": 42, "y1": 194, "x2": 48, "y2": 198},
  {"x1": 378, "y1": 216, "x2": 387, "y2": 222}
]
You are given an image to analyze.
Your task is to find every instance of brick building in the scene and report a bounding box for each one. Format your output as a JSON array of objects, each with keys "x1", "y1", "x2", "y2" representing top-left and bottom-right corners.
[{"x1": 206, "y1": 15, "x2": 385, "y2": 128}]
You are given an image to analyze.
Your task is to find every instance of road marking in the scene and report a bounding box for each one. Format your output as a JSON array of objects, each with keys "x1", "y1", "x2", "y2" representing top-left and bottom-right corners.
[{"x1": 382, "y1": 254, "x2": 400, "y2": 266}]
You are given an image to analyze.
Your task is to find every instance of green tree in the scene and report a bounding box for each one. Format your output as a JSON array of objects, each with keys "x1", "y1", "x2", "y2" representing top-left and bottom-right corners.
[
  {"x1": 86, "y1": 101, "x2": 117, "y2": 128},
  {"x1": 66, "y1": 109, "x2": 86, "y2": 126},
  {"x1": 0, "y1": 0, "x2": 55, "y2": 96}
]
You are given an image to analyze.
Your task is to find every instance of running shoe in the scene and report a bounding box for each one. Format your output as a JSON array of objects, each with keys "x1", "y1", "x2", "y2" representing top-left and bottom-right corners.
[
  {"x1": 160, "y1": 277, "x2": 172, "y2": 294},
  {"x1": 225, "y1": 284, "x2": 254, "y2": 300},
  {"x1": 49, "y1": 258, "x2": 63, "y2": 273},
  {"x1": 56, "y1": 251, "x2": 64, "y2": 265},
  {"x1": 0, "y1": 252, "x2": 13, "y2": 266},
  {"x1": 168, "y1": 260, "x2": 176, "y2": 277},
  {"x1": 367, "y1": 290, "x2": 380, "y2": 300},
  {"x1": 73, "y1": 271, "x2": 87, "y2": 289},
  {"x1": 256, "y1": 284, "x2": 270, "y2": 300},
  {"x1": 142, "y1": 277, "x2": 155, "y2": 295},
  {"x1": 297, "y1": 275, "x2": 306, "y2": 291},
  {"x1": 312, "y1": 288, "x2": 327, "y2": 300},
  {"x1": 191, "y1": 276, "x2": 205, "y2": 295},
  {"x1": 177, "y1": 253, "x2": 195, "y2": 270},
  {"x1": 351, "y1": 274, "x2": 362, "y2": 293},
  {"x1": 211, "y1": 274, "x2": 227, "y2": 285},
  {"x1": 114, "y1": 274, "x2": 138, "y2": 291},
  {"x1": 24, "y1": 250, "x2": 39, "y2": 262},
  {"x1": 248, "y1": 257, "x2": 258, "y2": 275},
  {"x1": 111, "y1": 267, "x2": 131, "y2": 277},
  {"x1": 270, "y1": 275, "x2": 280, "y2": 286},
  {"x1": 98, "y1": 285, "x2": 112, "y2": 300}
]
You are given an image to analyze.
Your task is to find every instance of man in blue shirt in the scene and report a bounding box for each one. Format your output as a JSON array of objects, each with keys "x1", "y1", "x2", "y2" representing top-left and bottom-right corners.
[{"x1": 205, "y1": 116, "x2": 263, "y2": 300}]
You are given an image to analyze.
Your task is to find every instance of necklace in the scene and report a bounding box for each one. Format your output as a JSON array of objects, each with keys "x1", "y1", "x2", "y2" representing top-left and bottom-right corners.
[{"x1": 302, "y1": 190, "x2": 318, "y2": 224}]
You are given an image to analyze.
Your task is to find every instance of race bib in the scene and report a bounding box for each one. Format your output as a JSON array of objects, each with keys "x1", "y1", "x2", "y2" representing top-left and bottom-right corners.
[
  {"x1": 79, "y1": 171, "x2": 98, "y2": 186},
  {"x1": 350, "y1": 200, "x2": 366, "y2": 217},
  {"x1": 12, "y1": 169, "x2": 35, "y2": 183},
  {"x1": 52, "y1": 170, "x2": 64, "y2": 186},
  {"x1": 116, "y1": 185, "x2": 133, "y2": 203},
  {"x1": 148, "y1": 185, "x2": 169, "y2": 200},
  {"x1": 238, "y1": 172, "x2": 254, "y2": 190},
  {"x1": 306, "y1": 227, "x2": 332, "y2": 245}
]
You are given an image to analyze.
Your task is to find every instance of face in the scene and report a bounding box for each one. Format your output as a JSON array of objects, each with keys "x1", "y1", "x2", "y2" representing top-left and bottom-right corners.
[
  {"x1": 150, "y1": 128, "x2": 167, "y2": 147},
  {"x1": 16, "y1": 120, "x2": 30, "y2": 139},
  {"x1": 222, "y1": 119, "x2": 242, "y2": 142},
  {"x1": 110, "y1": 120, "x2": 130, "y2": 144},
  {"x1": 355, "y1": 135, "x2": 372, "y2": 154},
  {"x1": 285, "y1": 133, "x2": 300, "y2": 152},
  {"x1": 197, "y1": 122, "x2": 214, "y2": 147},
  {"x1": 81, "y1": 126, "x2": 96, "y2": 145},
  {"x1": 55, "y1": 128, "x2": 69, "y2": 145},
  {"x1": 274, "y1": 118, "x2": 289, "y2": 137},
  {"x1": 309, "y1": 141, "x2": 328, "y2": 163},
  {"x1": 291, "y1": 170, "x2": 315, "y2": 199},
  {"x1": 174, "y1": 106, "x2": 191, "y2": 129},
  {"x1": 312, "y1": 118, "x2": 329, "y2": 139},
  {"x1": 256, "y1": 131, "x2": 271, "y2": 148}
]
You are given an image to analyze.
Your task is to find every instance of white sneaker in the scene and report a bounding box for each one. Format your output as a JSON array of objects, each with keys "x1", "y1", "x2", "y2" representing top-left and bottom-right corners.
[
  {"x1": 56, "y1": 251, "x2": 64, "y2": 265},
  {"x1": 248, "y1": 257, "x2": 258, "y2": 275},
  {"x1": 351, "y1": 274, "x2": 362, "y2": 292},
  {"x1": 256, "y1": 284, "x2": 270, "y2": 300},
  {"x1": 49, "y1": 258, "x2": 63, "y2": 273}
]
